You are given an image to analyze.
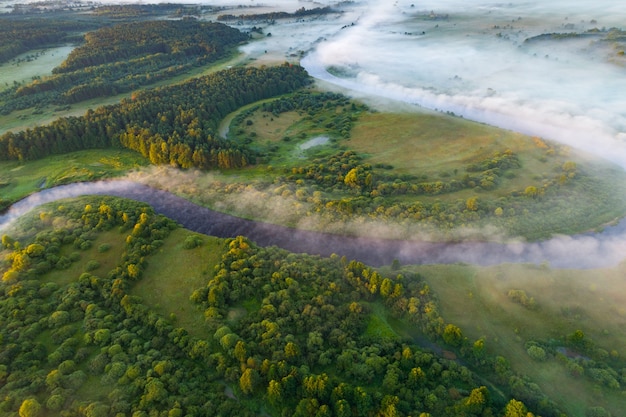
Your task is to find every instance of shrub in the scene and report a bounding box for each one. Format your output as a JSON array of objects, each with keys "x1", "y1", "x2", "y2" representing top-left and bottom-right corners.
[{"x1": 98, "y1": 243, "x2": 112, "y2": 253}]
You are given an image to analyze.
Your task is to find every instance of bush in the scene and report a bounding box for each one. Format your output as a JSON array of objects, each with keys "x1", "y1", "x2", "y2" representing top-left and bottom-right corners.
[
  {"x1": 86, "y1": 260, "x2": 100, "y2": 271},
  {"x1": 183, "y1": 235, "x2": 203, "y2": 249},
  {"x1": 526, "y1": 345, "x2": 547, "y2": 361},
  {"x1": 98, "y1": 243, "x2": 112, "y2": 253}
]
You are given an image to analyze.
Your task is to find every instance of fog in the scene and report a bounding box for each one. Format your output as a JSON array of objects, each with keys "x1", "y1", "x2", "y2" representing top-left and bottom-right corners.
[
  {"x1": 300, "y1": 0, "x2": 626, "y2": 167},
  {"x1": 3, "y1": 0, "x2": 626, "y2": 268},
  {"x1": 9, "y1": 0, "x2": 626, "y2": 169}
]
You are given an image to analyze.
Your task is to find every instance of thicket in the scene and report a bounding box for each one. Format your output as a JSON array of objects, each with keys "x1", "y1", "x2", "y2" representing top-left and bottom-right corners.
[
  {"x1": 0, "y1": 196, "x2": 563, "y2": 416},
  {"x1": 0, "y1": 64, "x2": 311, "y2": 169}
]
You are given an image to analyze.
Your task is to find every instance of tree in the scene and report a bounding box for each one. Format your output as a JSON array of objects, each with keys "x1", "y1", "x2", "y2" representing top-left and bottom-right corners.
[
  {"x1": 504, "y1": 399, "x2": 531, "y2": 417},
  {"x1": 466, "y1": 197, "x2": 478, "y2": 211},
  {"x1": 267, "y1": 379, "x2": 282, "y2": 405},
  {"x1": 19, "y1": 398, "x2": 42, "y2": 417},
  {"x1": 524, "y1": 186, "x2": 538, "y2": 198},
  {"x1": 442, "y1": 323, "x2": 463, "y2": 347},
  {"x1": 526, "y1": 345, "x2": 546, "y2": 361},
  {"x1": 464, "y1": 386, "x2": 489, "y2": 414},
  {"x1": 285, "y1": 342, "x2": 300, "y2": 359},
  {"x1": 240, "y1": 368, "x2": 258, "y2": 395}
]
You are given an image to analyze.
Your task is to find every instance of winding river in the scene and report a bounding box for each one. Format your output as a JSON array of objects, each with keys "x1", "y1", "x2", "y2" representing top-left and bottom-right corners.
[{"x1": 2, "y1": 180, "x2": 626, "y2": 269}]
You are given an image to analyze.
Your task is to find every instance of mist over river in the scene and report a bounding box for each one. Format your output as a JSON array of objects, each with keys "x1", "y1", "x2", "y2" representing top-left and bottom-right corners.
[
  {"x1": 3, "y1": 1, "x2": 626, "y2": 268},
  {"x1": 2, "y1": 180, "x2": 626, "y2": 269}
]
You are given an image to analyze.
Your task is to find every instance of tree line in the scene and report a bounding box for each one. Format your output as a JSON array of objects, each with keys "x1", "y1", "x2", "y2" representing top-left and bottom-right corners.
[
  {"x1": 0, "y1": 64, "x2": 311, "y2": 169},
  {"x1": 1, "y1": 20, "x2": 249, "y2": 114},
  {"x1": 217, "y1": 6, "x2": 335, "y2": 22}
]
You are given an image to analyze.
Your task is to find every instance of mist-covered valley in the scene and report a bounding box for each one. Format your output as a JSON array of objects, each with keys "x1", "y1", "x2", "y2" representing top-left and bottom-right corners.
[{"x1": 1, "y1": 2, "x2": 626, "y2": 416}]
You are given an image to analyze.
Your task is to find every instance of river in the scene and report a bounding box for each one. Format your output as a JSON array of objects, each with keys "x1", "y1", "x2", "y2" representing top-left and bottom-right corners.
[{"x1": 2, "y1": 180, "x2": 625, "y2": 269}]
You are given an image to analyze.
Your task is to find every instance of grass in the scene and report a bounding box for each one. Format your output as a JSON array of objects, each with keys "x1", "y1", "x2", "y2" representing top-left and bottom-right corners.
[
  {"x1": 0, "y1": 45, "x2": 74, "y2": 93},
  {"x1": 349, "y1": 111, "x2": 570, "y2": 195},
  {"x1": 0, "y1": 149, "x2": 149, "y2": 207},
  {"x1": 412, "y1": 262, "x2": 626, "y2": 417},
  {"x1": 363, "y1": 302, "x2": 401, "y2": 342},
  {"x1": 131, "y1": 229, "x2": 226, "y2": 340}
]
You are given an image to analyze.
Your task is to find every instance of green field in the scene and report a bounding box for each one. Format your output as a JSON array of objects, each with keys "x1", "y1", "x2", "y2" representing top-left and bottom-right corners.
[
  {"x1": 131, "y1": 229, "x2": 225, "y2": 340},
  {"x1": 0, "y1": 45, "x2": 74, "y2": 93},
  {"x1": 0, "y1": 149, "x2": 149, "y2": 209}
]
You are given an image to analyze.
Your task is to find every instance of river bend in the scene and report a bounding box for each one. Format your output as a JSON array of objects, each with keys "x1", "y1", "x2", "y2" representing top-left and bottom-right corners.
[{"x1": 1, "y1": 180, "x2": 625, "y2": 269}]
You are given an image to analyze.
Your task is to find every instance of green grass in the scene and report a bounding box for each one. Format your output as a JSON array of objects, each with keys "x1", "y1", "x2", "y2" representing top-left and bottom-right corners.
[
  {"x1": 131, "y1": 229, "x2": 226, "y2": 339},
  {"x1": 0, "y1": 149, "x2": 149, "y2": 207},
  {"x1": 363, "y1": 302, "x2": 401, "y2": 342},
  {"x1": 412, "y1": 263, "x2": 626, "y2": 417},
  {"x1": 0, "y1": 45, "x2": 74, "y2": 93},
  {"x1": 350, "y1": 112, "x2": 566, "y2": 195}
]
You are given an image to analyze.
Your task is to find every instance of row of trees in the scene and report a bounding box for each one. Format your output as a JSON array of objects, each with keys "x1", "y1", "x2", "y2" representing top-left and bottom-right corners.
[
  {"x1": 279, "y1": 149, "x2": 524, "y2": 197},
  {"x1": 0, "y1": 64, "x2": 311, "y2": 169},
  {"x1": 217, "y1": 6, "x2": 335, "y2": 22},
  {"x1": 1, "y1": 20, "x2": 249, "y2": 114}
]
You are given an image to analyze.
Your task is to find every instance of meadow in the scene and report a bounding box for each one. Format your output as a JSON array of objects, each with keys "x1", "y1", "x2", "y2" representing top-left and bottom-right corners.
[
  {"x1": 0, "y1": 149, "x2": 148, "y2": 210},
  {"x1": 0, "y1": 45, "x2": 74, "y2": 93}
]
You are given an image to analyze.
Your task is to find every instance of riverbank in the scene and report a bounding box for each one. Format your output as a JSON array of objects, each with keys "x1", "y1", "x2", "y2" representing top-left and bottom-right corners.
[{"x1": 3, "y1": 179, "x2": 626, "y2": 269}]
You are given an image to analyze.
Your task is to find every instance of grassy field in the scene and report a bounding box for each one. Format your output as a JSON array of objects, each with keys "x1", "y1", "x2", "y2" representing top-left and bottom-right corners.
[
  {"x1": 414, "y1": 262, "x2": 626, "y2": 417},
  {"x1": 0, "y1": 45, "x2": 74, "y2": 93},
  {"x1": 0, "y1": 149, "x2": 149, "y2": 207},
  {"x1": 131, "y1": 229, "x2": 226, "y2": 340},
  {"x1": 349, "y1": 112, "x2": 555, "y2": 192}
]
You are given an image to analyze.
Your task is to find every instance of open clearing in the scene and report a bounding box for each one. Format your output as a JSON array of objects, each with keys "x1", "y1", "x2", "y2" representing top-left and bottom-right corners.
[
  {"x1": 0, "y1": 45, "x2": 74, "y2": 92},
  {"x1": 131, "y1": 229, "x2": 226, "y2": 340}
]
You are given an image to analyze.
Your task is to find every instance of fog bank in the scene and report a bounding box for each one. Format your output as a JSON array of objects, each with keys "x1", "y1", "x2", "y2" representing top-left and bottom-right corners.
[
  {"x1": 300, "y1": 0, "x2": 626, "y2": 167},
  {"x1": 3, "y1": 180, "x2": 626, "y2": 269}
]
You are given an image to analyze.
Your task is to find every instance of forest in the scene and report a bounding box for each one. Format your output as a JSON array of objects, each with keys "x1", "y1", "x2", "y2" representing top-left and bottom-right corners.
[
  {"x1": 0, "y1": 195, "x2": 569, "y2": 417},
  {"x1": 0, "y1": 64, "x2": 310, "y2": 170},
  {"x1": 1, "y1": 6, "x2": 625, "y2": 417},
  {"x1": 0, "y1": 19, "x2": 249, "y2": 114},
  {"x1": 217, "y1": 6, "x2": 336, "y2": 22},
  {"x1": 0, "y1": 16, "x2": 96, "y2": 64}
]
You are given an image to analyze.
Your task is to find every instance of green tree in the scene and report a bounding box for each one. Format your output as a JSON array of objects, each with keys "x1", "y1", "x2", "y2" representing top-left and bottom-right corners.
[
  {"x1": 267, "y1": 379, "x2": 282, "y2": 405},
  {"x1": 466, "y1": 197, "x2": 478, "y2": 211},
  {"x1": 443, "y1": 323, "x2": 463, "y2": 347},
  {"x1": 504, "y1": 399, "x2": 531, "y2": 417},
  {"x1": 524, "y1": 186, "x2": 538, "y2": 198},
  {"x1": 240, "y1": 368, "x2": 259, "y2": 395},
  {"x1": 19, "y1": 398, "x2": 42, "y2": 417},
  {"x1": 526, "y1": 345, "x2": 547, "y2": 361}
]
